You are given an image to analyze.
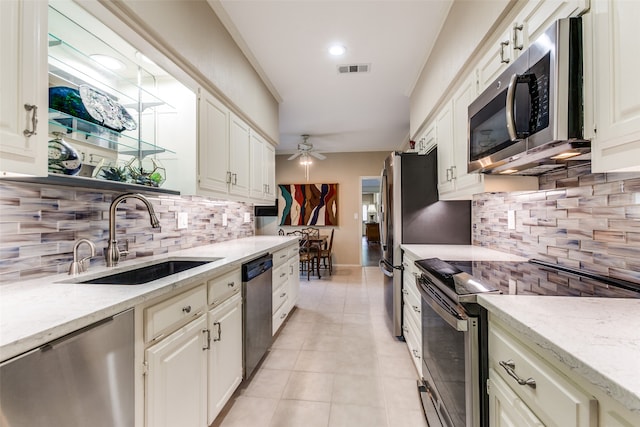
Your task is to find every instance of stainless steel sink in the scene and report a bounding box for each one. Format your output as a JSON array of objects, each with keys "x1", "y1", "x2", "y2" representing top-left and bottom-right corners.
[{"x1": 77, "y1": 258, "x2": 222, "y2": 285}]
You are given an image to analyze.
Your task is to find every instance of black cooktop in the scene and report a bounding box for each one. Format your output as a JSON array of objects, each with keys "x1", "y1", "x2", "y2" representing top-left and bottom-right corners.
[{"x1": 417, "y1": 258, "x2": 640, "y2": 299}]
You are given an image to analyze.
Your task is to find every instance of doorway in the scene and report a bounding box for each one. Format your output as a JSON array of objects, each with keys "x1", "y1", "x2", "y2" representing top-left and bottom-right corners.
[{"x1": 360, "y1": 176, "x2": 382, "y2": 266}]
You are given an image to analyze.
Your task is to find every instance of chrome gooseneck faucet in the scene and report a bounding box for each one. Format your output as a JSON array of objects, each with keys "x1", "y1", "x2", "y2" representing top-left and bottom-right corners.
[{"x1": 106, "y1": 193, "x2": 160, "y2": 267}]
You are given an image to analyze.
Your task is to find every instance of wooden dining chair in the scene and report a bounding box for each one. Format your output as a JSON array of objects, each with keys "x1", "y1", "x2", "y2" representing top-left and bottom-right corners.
[
  {"x1": 287, "y1": 230, "x2": 320, "y2": 280},
  {"x1": 319, "y1": 228, "x2": 334, "y2": 275}
]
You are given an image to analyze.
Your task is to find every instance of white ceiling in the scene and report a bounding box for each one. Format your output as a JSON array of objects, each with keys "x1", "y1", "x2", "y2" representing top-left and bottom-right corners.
[{"x1": 212, "y1": 0, "x2": 454, "y2": 155}]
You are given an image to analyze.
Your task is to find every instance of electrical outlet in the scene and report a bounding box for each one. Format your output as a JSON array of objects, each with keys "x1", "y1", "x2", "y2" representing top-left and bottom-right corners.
[
  {"x1": 222, "y1": 213, "x2": 228, "y2": 227},
  {"x1": 507, "y1": 210, "x2": 515, "y2": 230},
  {"x1": 244, "y1": 212, "x2": 251, "y2": 223},
  {"x1": 176, "y1": 212, "x2": 188, "y2": 229}
]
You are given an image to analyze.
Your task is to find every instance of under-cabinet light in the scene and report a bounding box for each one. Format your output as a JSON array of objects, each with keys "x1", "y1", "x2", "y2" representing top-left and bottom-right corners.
[{"x1": 89, "y1": 54, "x2": 125, "y2": 70}]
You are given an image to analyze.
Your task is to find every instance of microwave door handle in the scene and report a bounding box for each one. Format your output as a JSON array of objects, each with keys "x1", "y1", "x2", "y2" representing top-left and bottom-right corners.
[{"x1": 506, "y1": 73, "x2": 520, "y2": 141}]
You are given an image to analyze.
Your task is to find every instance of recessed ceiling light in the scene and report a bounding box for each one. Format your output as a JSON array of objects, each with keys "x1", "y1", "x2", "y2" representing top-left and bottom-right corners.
[
  {"x1": 90, "y1": 54, "x2": 125, "y2": 70},
  {"x1": 329, "y1": 44, "x2": 346, "y2": 56}
]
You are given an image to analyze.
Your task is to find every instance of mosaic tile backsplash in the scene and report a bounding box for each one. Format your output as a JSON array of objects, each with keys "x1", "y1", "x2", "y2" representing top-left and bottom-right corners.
[
  {"x1": 473, "y1": 163, "x2": 640, "y2": 285},
  {"x1": 0, "y1": 181, "x2": 254, "y2": 284}
]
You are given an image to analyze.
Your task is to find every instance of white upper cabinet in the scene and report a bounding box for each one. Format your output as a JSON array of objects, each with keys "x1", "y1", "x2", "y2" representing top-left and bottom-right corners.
[
  {"x1": 198, "y1": 89, "x2": 230, "y2": 194},
  {"x1": 416, "y1": 122, "x2": 436, "y2": 155},
  {"x1": 477, "y1": 0, "x2": 590, "y2": 93},
  {"x1": 228, "y1": 112, "x2": 250, "y2": 198},
  {"x1": 588, "y1": 0, "x2": 640, "y2": 172},
  {"x1": 0, "y1": 0, "x2": 48, "y2": 177},
  {"x1": 436, "y1": 103, "x2": 455, "y2": 193},
  {"x1": 249, "y1": 130, "x2": 276, "y2": 202},
  {"x1": 198, "y1": 87, "x2": 275, "y2": 202}
]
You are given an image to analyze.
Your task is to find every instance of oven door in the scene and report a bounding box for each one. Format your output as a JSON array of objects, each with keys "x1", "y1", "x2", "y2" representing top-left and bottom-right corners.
[{"x1": 417, "y1": 276, "x2": 480, "y2": 427}]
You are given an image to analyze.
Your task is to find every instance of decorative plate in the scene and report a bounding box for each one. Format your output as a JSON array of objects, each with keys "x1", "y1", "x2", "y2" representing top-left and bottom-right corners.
[{"x1": 79, "y1": 85, "x2": 137, "y2": 132}]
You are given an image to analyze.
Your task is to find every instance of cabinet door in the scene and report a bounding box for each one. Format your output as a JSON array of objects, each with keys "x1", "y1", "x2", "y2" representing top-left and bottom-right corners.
[
  {"x1": 249, "y1": 130, "x2": 265, "y2": 199},
  {"x1": 287, "y1": 254, "x2": 300, "y2": 310},
  {"x1": 477, "y1": 28, "x2": 512, "y2": 93},
  {"x1": 515, "y1": 0, "x2": 590, "y2": 50},
  {"x1": 146, "y1": 315, "x2": 208, "y2": 427},
  {"x1": 198, "y1": 90, "x2": 230, "y2": 193},
  {"x1": 451, "y1": 76, "x2": 483, "y2": 193},
  {"x1": 229, "y1": 112, "x2": 250, "y2": 197},
  {"x1": 207, "y1": 294, "x2": 243, "y2": 425},
  {"x1": 0, "y1": 0, "x2": 47, "y2": 177},
  {"x1": 264, "y1": 142, "x2": 276, "y2": 201},
  {"x1": 436, "y1": 103, "x2": 455, "y2": 193},
  {"x1": 488, "y1": 371, "x2": 545, "y2": 427},
  {"x1": 418, "y1": 122, "x2": 436, "y2": 155},
  {"x1": 590, "y1": 0, "x2": 640, "y2": 172}
]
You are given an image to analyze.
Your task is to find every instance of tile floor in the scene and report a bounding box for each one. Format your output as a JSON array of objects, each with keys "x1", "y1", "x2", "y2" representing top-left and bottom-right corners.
[{"x1": 212, "y1": 266, "x2": 428, "y2": 427}]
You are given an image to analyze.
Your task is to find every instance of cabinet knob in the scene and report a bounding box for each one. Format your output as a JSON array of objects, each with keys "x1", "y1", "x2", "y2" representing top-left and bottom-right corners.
[
  {"x1": 182, "y1": 305, "x2": 192, "y2": 314},
  {"x1": 227, "y1": 281, "x2": 235, "y2": 288}
]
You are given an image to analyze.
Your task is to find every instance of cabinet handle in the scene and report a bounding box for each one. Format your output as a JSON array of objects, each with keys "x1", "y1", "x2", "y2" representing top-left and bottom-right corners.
[
  {"x1": 227, "y1": 281, "x2": 235, "y2": 288},
  {"x1": 280, "y1": 313, "x2": 287, "y2": 319},
  {"x1": 203, "y1": 329, "x2": 211, "y2": 350},
  {"x1": 512, "y1": 23, "x2": 524, "y2": 51},
  {"x1": 232, "y1": 173, "x2": 238, "y2": 185},
  {"x1": 182, "y1": 305, "x2": 192, "y2": 314},
  {"x1": 499, "y1": 360, "x2": 536, "y2": 389},
  {"x1": 402, "y1": 289, "x2": 409, "y2": 295},
  {"x1": 412, "y1": 349, "x2": 421, "y2": 359},
  {"x1": 23, "y1": 104, "x2": 38, "y2": 137},
  {"x1": 226, "y1": 171, "x2": 232, "y2": 184},
  {"x1": 500, "y1": 40, "x2": 510, "y2": 64},
  {"x1": 451, "y1": 165, "x2": 456, "y2": 180},
  {"x1": 412, "y1": 305, "x2": 420, "y2": 313},
  {"x1": 403, "y1": 325, "x2": 409, "y2": 334},
  {"x1": 280, "y1": 272, "x2": 286, "y2": 278},
  {"x1": 213, "y1": 322, "x2": 222, "y2": 342},
  {"x1": 446, "y1": 167, "x2": 451, "y2": 181},
  {"x1": 280, "y1": 292, "x2": 287, "y2": 298}
]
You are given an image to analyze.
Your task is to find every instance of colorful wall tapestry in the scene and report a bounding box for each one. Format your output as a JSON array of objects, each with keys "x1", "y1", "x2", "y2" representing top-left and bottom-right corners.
[{"x1": 278, "y1": 183, "x2": 338, "y2": 226}]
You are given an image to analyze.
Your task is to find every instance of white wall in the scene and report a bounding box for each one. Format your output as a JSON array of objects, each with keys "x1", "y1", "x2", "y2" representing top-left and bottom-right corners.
[{"x1": 410, "y1": 0, "x2": 512, "y2": 137}]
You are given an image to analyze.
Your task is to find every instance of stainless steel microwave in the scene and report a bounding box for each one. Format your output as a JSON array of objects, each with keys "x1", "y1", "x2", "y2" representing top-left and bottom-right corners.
[{"x1": 468, "y1": 17, "x2": 590, "y2": 175}]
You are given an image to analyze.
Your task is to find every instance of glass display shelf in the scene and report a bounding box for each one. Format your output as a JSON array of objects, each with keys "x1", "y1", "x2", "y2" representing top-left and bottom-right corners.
[{"x1": 48, "y1": 109, "x2": 174, "y2": 158}]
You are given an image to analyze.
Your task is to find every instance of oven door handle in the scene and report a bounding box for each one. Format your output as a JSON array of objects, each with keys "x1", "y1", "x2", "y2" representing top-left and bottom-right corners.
[{"x1": 418, "y1": 281, "x2": 468, "y2": 332}]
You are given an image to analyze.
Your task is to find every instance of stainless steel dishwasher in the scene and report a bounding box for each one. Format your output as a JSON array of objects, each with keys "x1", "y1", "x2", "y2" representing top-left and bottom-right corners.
[
  {"x1": 242, "y1": 253, "x2": 273, "y2": 379},
  {"x1": 0, "y1": 308, "x2": 134, "y2": 427}
]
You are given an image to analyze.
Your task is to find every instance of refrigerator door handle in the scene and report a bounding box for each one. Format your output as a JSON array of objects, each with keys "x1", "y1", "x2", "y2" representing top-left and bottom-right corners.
[{"x1": 379, "y1": 259, "x2": 394, "y2": 277}]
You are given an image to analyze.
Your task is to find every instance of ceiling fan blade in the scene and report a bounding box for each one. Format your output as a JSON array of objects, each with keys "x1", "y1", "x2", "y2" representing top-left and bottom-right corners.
[
  {"x1": 310, "y1": 152, "x2": 326, "y2": 160},
  {"x1": 288, "y1": 152, "x2": 302, "y2": 161}
]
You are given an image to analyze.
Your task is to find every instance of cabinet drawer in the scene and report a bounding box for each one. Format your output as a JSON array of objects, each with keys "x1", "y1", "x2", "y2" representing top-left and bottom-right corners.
[
  {"x1": 403, "y1": 303, "x2": 422, "y2": 377},
  {"x1": 489, "y1": 322, "x2": 597, "y2": 427},
  {"x1": 272, "y1": 300, "x2": 289, "y2": 335},
  {"x1": 272, "y1": 262, "x2": 289, "y2": 288},
  {"x1": 145, "y1": 285, "x2": 207, "y2": 342},
  {"x1": 207, "y1": 268, "x2": 241, "y2": 307},
  {"x1": 272, "y1": 282, "x2": 288, "y2": 313},
  {"x1": 272, "y1": 247, "x2": 289, "y2": 267},
  {"x1": 288, "y1": 244, "x2": 300, "y2": 259}
]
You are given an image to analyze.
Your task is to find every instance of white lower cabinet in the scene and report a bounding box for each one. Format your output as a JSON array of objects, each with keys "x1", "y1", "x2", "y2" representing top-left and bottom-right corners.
[
  {"x1": 401, "y1": 251, "x2": 422, "y2": 376},
  {"x1": 488, "y1": 369, "x2": 544, "y2": 427},
  {"x1": 488, "y1": 317, "x2": 597, "y2": 427},
  {"x1": 145, "y1": 315, "x2": 208, "y2": 427},
  {"x1": 207, "y1": 293, "x2": 242, "y2": 424},
  {"x1": 143, "y1": 267, "x2": 244, "y2": 427},
  {"x1": 272, "y1": 243, "x2": 300, "y2": 335}
]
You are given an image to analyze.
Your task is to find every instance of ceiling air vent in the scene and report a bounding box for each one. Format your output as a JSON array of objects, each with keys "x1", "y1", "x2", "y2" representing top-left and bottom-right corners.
[{"x1": 338, "y1": 64, "x2": 370, "y2": 74}]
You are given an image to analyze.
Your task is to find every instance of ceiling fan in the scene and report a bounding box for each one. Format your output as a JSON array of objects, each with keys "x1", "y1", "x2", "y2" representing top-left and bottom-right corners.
[{"x1": 287, "y1": 134, "x2": 327, "y2": 161}]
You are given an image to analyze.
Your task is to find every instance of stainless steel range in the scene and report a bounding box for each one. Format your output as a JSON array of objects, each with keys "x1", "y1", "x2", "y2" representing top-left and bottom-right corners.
[{"x1": 413, "y1": 257, "x2": 640, "y2": 427}]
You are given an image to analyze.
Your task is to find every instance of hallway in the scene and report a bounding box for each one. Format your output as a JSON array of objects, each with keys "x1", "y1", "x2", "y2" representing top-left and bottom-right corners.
[
  {"x1": 361, "y1": 237, "x2": 383, "y2": 267},
  {"x1": 213, "y1": 266, "x2": 427, "y2": 427}
]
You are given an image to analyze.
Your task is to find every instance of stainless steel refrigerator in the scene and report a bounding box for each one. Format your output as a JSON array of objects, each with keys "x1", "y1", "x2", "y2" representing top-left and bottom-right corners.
[{"x1": 379, "y1": 150, "x2": 471, "y2": 337}]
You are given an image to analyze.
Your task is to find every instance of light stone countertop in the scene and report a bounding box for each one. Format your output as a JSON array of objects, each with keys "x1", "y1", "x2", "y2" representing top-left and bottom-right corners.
[
  {"x1": 478, "y1": 294, "x2": 640, "y2": 414},
  {"x1": 401, "y1": 244, "x2": 528, "y2": 262},
  {"x1": 0, "y1": 236, "x2": 298, "y2": 362}
]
